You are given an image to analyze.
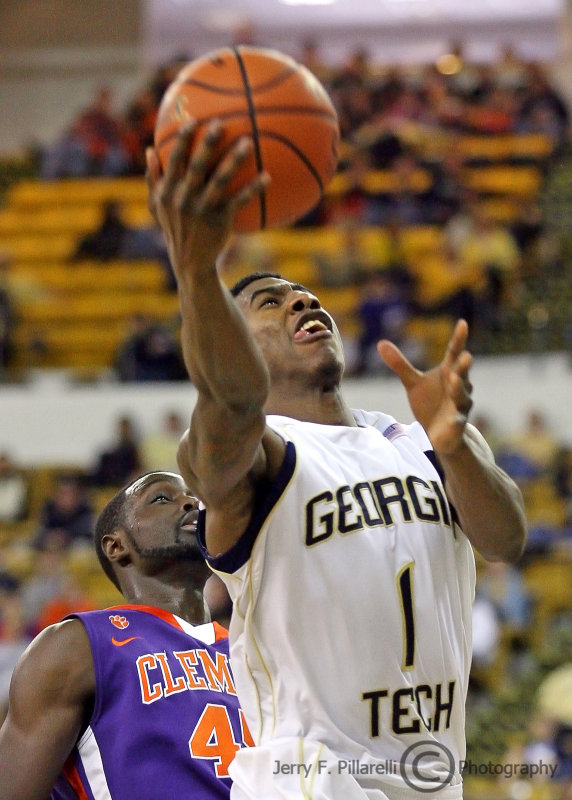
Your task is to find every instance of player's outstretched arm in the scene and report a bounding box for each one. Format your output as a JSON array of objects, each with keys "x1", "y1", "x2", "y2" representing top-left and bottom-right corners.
[
  {"x1": 378, "y1": 320, "x2": 527, "y2": 563},
  {"x1": 146, "y1": 122, "x2": 285, "y2": 553},
  {"x1": 0, "y1": 619, "x2": 94, "y2": 800}
]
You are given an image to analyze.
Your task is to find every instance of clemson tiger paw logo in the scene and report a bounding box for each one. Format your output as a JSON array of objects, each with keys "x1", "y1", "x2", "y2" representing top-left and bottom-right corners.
[{"x1": 109, "y1": 614, "x2": 129, "y2": 629}]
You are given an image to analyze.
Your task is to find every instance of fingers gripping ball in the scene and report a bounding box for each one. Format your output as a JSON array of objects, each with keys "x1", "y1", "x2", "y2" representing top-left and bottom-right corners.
[{"x1": 154, "y1": 45, "x2": 340, "y2": 233}]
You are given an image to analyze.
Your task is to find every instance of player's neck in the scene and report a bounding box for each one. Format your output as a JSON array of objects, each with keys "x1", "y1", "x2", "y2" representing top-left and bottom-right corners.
[
  {"x1": 265, "y1": 383, "x2": 355, "y2": 426},
  {"x1": 124, "y1": 575, "x2": 209, "y2": 625}
]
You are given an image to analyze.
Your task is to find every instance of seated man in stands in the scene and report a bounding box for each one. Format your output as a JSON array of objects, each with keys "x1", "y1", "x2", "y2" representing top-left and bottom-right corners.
[{"x1": 33, "y1": 474, "x2": 94, "y2": 551}]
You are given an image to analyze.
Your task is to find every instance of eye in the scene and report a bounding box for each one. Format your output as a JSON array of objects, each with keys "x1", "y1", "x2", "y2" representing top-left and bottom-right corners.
[
  {"x1": 151, "y1": 493, "x2": 171, "y2": 504},
  {"x1": 260, "y1": 296, "x2": 279, "y2": 307}
]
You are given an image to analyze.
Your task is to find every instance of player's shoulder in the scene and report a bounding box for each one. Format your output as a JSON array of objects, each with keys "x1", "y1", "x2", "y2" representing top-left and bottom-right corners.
[
  {"x1": 10, "y1": 618, "x2": 93, "y2": 695},
  {"x1": 352, "y1": 409, "x2": 430, "y2": 446}
]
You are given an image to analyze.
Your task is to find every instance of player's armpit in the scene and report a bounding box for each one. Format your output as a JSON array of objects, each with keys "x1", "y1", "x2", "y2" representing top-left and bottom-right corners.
[
  {"x1": 180, "y1": 393, "x2": 283, "y2": 506},
  {"x1": 200, "y1": 426, "x2": 287, "y2": 557},
  {"x1": 0, "y1": 618, "x2": 94, "y2": 800}
]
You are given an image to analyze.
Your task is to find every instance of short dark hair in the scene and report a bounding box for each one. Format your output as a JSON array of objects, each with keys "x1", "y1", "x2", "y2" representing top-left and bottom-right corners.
[
  {"x1": 230, "y1": 271, "x2": 311, "y2": 297},
  {"x1": 230, "y1": 271, "x2": 283, "y2": 297},
  {"x1": 94, "y1": 486, "x2": 130, "y2": 591}
]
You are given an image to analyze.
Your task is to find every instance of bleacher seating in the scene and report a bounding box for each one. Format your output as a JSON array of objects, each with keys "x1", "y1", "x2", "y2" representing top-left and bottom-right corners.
[{"x1": 0, "y1": 127, "x2": 554, "y2": 376}]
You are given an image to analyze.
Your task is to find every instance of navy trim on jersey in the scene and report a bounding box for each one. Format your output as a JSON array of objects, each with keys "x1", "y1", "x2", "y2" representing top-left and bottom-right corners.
[
  {"x1": 424, "y1": 448, "x2": 460, "y2": 528},
  {"x1": 198, "y1": 441, "x2": 297, "y2": 573},
  {"x1": 423, "y1": 448, "x2": 443, "y2": 480}
]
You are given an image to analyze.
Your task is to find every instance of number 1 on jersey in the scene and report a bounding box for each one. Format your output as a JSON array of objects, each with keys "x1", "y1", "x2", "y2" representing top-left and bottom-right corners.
[{"x1": 396, "y1": 562, "x2": 415, "y2": 670}]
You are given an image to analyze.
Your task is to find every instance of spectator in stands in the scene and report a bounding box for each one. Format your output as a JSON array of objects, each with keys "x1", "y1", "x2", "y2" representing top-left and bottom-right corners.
[
  {"x1": 472, "y1": 413, "x2": 503, "y2": 458},
  {"x1": 352, "y1": 269, "x2": 420, "y2": 375},
  {"x1": 335, "y1": 82, "x2": 374, "y2": 141},
  {"x1": 147, "y1": 54, "x2": 191, "y2": 108},
  {"x1": 19, "y1": 539, "x2": 71, "y2": 635},
  {"x1": 498, "y1": 408, "x2": 561, "y2": 481},
  {"x1": 0, "y1": 452, "x2": 28, "y2": 524},
  {"x1": 113, "y1": 319, "x2": 187, "y2": 383},
  {"x1": 552, "y1": 445, "x2": 572, "y2": 525},
  {"x1": 493, "y1": 44, "x2": 529, "y2": 94},
  {"x1": 122, "y1": 86, "x2": 158, "y2": 175},
  {"x1": 34, "y1": 573, "x2": 94, "y2": 631},
  {"x1": 298, "y1": 38, "x2": 331, "y2": 84},
  {"x1": 536, "y1": 665, "x2": 572, "y2": 781},
  {"x1": 440, "y1": 41, "x2": 483, "y2": 102},
  {"x1": 517, "y1": 62, "x2": 570, "y2": 151},
  {"x1": 425, "y1": 145, "x2": 470, "y2": 225},
  {"x1": 70, "y1": 200, "x2": 129, "y2": 262},
  {"x1": 113, "y1": 313, "x2": 150, "y2": 381},
  {"x1": 416, "y1": 241, "x2": 479, "y2": 335},
  {"x1": 458, "y1": 205, "x2": 521, "y2": 332},
  {"x1": 312, "y1": 219, "x2": 369, "y2": 287},
  {"x1": 0, "y1": 254, "x2": 17, "y2": 378},
  {"x1": 470, "y1": 590, "x2": 501, "y2": 670},
  {"x1": 323, "y1": 148, "x2": 378, "y2": 225},
  {"x1": 369, "y1": 150, "x2": 431, "y2": 226},
  {"x1": 32, "y1": 474, "x2": 94, "y2": 551},
  {"x1": 69, "y1": 201, "x2": 176, "y2": 290},
  {"x1": 140, "y1": 409, "x2": 186, "y2": 473},
  {"x1": 90, "y1": 415, "x2": 142, "y2": 488},
  {"x1": 477, "y1": 561, "x2": 533, "y2": 635},
  {"x1": 464, "y1": 87, "x2": 518, "y2": 135},
  {"x1": 421, "y1": 64, "x2": 465, "y2": 131},
  {"x1": 510, "y1": 201, "x2": 546, "y2": 276},
  {"x1": 41, "y1": 86, "x2": 129, "y2": 179}
]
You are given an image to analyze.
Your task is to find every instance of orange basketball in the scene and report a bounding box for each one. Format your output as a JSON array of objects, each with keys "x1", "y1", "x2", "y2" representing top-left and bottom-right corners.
[{"x1": 154, "y1": 46, "x2": 340, "y2": 233}]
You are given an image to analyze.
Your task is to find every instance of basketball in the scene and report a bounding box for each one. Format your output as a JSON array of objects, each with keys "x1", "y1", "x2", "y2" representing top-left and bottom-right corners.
[{"x1": 154, "y1": 46, "x2": 340, "y2": 233}]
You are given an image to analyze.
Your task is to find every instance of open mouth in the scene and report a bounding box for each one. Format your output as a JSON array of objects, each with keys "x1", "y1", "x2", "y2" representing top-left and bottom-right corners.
[
  {"x1": 179, "y1": 509, "x2": 199, "y2": 533},
  {"x1": 293, "y1": 312, "x2": 333, "y2": 341}
]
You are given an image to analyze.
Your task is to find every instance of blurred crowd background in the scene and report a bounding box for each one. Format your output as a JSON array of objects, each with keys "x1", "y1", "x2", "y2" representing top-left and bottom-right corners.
[{"x1": 0, "y1": 6, "x2": 572, "y2": 799}]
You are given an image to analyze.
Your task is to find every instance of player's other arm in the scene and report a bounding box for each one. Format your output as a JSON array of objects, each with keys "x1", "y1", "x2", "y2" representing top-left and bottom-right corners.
[
  {"x1": 0, "y1": 619, "x2": 94, "y2": 800},
  {"x1": 437, "y1": 423, "x2": 527, "y2": 562},
  {"x1": 147, "y1": 123, "x2": 285, "y2": 555},
  {"x1": 379, "y1": 320, "x2": 527, "y2": 564}
]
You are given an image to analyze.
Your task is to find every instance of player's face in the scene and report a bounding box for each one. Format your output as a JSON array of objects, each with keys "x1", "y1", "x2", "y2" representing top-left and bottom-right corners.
[
  {"x1": 236, "y1": 277, "x2": 345, "y2": 382},
  {"x1": 123, "y1": 472, "x2": 203, "y2": 563}
]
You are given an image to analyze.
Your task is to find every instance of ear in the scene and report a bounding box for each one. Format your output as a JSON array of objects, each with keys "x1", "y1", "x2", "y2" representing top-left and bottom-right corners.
[{"x1": 102, "y1": 529, "x2": 131, "y2": 567}]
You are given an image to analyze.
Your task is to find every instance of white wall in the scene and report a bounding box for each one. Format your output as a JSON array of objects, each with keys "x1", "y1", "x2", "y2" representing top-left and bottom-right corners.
[{"x1": 0, "y1": 352, "x2": 570, "y2": 469}]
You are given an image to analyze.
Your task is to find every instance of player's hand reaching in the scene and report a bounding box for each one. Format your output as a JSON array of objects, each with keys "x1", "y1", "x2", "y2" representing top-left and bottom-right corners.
[
  {"x1": 146, "y1": 119, "x2": 269, "y2": 282},
  {"x1": 377, "y1": 319, "x2": 473, "y2": 456}
]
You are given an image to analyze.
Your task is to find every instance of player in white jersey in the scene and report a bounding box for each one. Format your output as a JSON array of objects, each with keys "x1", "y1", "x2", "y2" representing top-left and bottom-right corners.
[{"x1": 146, "y1": 119, "x2": 527, "y2": 799}]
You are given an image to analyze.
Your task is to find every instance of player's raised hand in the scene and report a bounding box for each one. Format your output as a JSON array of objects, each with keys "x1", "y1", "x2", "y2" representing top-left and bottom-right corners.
[
  {"x1": 377, "y1": 319, "x2": 473, "y2": 455},
  {"x1": 146, "y1": 119, "x2": 269, "y2": 281}
]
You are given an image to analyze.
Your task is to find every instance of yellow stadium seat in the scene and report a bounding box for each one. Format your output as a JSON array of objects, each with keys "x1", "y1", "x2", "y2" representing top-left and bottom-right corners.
[
  {"x1": 360, "y1": 168, "x2": 432, "y2": 194},
  {"x1": 400, "y1": 226, "x2": 443, "y2": 254},
  {"x1": 16, "y1": 261, "x2": 165, "y2": 293},
  {"x1": 6, "y1": 177, "x2": 148, "y2": 208},
  {"x1": 523, "y1": 558, "x2": 572, "y2": 648},
  {"x1": 461, "y1": 166, "x2": 542, "y2": 196},
  {"x1": 457, "y1": 133, "x2": 555, "y2": 163},
  {"x1": 3, "y1": 233, "x2": 77, "y2": 261},
  {"x1": 406, "y1": 317, "x2": 455, "y2": 366}
]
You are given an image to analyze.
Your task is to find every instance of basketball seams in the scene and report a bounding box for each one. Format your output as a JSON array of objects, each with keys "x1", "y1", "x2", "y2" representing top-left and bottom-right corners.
[
  {"x1": 154, "y1": 45, "x2": 340, "y2": 232},
  {"x1": 257, "y1": 131, "x2": 326, "y2": 193},
  {"x1": 176, "y1": 66, "x2": 299, "y2": 97},
  {"x1": 232, "y1": 46, "x2": 266, "y2": 228},
  {"x1": 155, "y1": 109, "x2": 337, "y2": 151}
]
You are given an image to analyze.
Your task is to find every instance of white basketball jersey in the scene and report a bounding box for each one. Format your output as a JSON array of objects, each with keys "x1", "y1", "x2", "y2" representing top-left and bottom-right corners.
[{"x1": 205, "y1": 411, "x2": 476, "y2": 798}]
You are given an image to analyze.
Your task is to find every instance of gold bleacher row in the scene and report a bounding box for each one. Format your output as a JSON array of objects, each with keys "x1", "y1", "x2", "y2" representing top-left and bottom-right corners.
[
  {"x1": 1, "y1": 133, "x2": 549, "y2": 373},
  {"x1": 328, "y1": 164, "x2": 543, "y2": 200}
]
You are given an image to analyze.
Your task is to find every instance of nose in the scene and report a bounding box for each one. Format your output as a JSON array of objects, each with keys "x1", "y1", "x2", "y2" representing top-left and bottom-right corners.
[
  {"x1": 180, "y1": 494, "x2": 199, "y2": 511},
  {"x1": 288, "y1": 290, "x2": 321, "y2": 313}
]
